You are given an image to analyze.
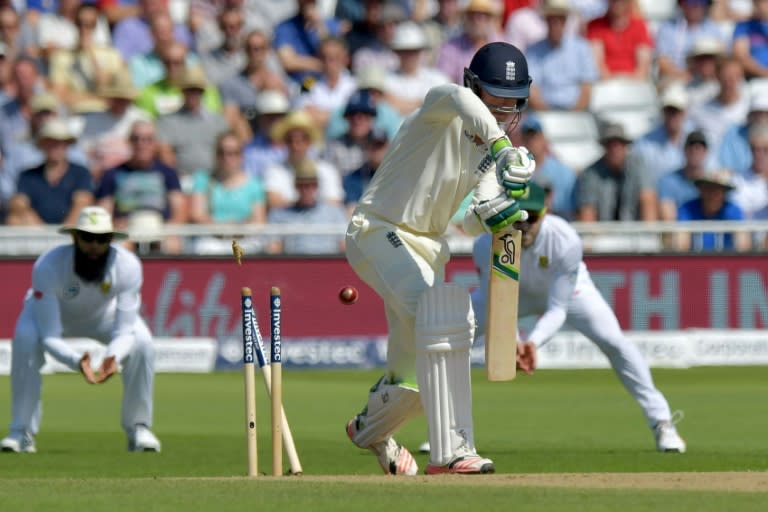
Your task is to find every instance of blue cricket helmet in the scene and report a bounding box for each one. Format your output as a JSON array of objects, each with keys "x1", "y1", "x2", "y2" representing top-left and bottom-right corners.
[{"x1": 464, "y1": 42, "x2": 532, "y2": 100}]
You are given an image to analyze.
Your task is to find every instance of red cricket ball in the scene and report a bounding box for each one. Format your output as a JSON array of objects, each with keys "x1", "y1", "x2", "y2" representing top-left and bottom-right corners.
[{"x1": 338, "y1": 286, "x2": 359, "y2": 305}]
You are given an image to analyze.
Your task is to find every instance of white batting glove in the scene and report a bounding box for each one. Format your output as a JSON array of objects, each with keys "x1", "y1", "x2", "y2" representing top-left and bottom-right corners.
[
  {"x1": 490, "y1": 138, "x2": 536, "y2": 197},
  {"x1": 472, "y1": 191, "x2": 529, "y2": 233}
]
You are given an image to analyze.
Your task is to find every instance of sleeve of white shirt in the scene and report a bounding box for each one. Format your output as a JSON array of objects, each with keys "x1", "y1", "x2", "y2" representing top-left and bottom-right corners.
[
  {"x1": 527, "y1": 241, "x2": 582, "y2": 347},
  {"x1": 105, "y1": 253, "x2": 143, "y2": 362},
  {"x1": 31, "y1": 255, "x2": 82, "y2": 370}
]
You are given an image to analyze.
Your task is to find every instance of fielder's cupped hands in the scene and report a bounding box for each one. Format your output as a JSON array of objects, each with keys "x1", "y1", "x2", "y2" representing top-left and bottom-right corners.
[
  {"x1": 516, "y1": 341, "x2": 537, "y2": 375},
  {"x1": 79, "y1": 353, "x2": 98, "y2": 384},
  {"x1": 95, "y1": 356, "x2": 118, "y2": 384}
]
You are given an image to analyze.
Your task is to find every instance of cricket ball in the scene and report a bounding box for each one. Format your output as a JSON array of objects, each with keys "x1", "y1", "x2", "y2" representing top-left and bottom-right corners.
[{"x1": 338, "y1": 286, "x2": 359, "y2": 305}]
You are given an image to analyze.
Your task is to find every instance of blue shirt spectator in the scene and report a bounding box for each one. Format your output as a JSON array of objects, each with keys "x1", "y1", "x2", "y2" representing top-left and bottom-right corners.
[
  {"x1": 658, "y1": 169, "x2": 701, "y2": 213},
  {"x1": 527, "y1": 35, "x2": 598, "y2": 110},
  {"x1": 96, "y1": 159, "x2": 182, "y2": 221},
  {"x1": 717, "y1": 95, "x2": 768, "y2": 176},
  {"x1": 16, "y1": 162, "x2": 93, "y2": 224},
  {"x1": 678, "y1": 197, "x2": 744, "y2": 250},
  {"x1": 733, "y1": 16, "x2": 768, "y2": 76},
  {"x1": 112, "y1": 12, "x2": 193, "y2": 62}
]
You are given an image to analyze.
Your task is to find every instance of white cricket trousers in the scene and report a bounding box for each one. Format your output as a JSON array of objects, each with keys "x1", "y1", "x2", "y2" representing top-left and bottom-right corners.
[{"x1": 8, "y1": 301, "x2": 155, "y2": 436}]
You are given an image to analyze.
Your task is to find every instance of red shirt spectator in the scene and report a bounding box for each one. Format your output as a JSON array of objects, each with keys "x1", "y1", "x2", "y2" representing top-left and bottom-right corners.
[{"x1": 586, "y1": 0, "x2": 653, "y2": 79}]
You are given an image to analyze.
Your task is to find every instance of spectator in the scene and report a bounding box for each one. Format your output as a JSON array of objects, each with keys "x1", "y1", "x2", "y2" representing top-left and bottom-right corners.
[
  {"x1": 6, "y1": 118, "x2": 93, "y2": 226},
  {"x1": 242, "y1": 90, "x2": 290, "y2": 181},
  {"x1": 685, "y1": 36, "x2": 726, "y2": 107},
  {"x1": 78, "y1": 71, "x2": 151, "y2": 181},
  {"x1": 731, "y1": 122, "x2": 768, "y2": 220},
  {"x1": 688, "y1": 56, "x2": 749, "y2": 153},
  {"x1": 0, "y1": 42, "x2": 10, "y2": 104},
  {"x1": 264, "y1": 109, "x2": 343, "y2": 209},
  {"x1": 343, "y1": 127, "x2": 389, "y2": 214},
  {"x1": 189, "y1": 131, "x2": 267, "y2": 255},
  {"x1": 48, "y1": 3, "x2": 124, "y2": 111},
  {"x1": 384, "y1": 21, "x2": 450, "y2": 115},
  {"x1": 135, "y1": 43, "x2": 223, "y2": 118},
  {"x1": 324, "y1": 90, "x2": 379, "y2": 177},
  {"x1": 266, "y1": 159, "x2": 348, "y2": 255},
  {"x1": 504, "y1": 0, "x2": 546, "y2": 53},
  {"x1": 422, "y1": 0, "x2": 465, "y2": 63},
  {"x1": 0, "y1": 56, "x2": 45, "y2": 155},
  {"x1": 657, "y1": 129, "x2": 712, "y2": 222},
  {"x1": 520, "y1": 115, "x2": 577, "y2": 218},
  {"x1": 586, "y1": 0, "x2": 654, "y2": 79},
  {"x1": 718, "y1": 90, "x2": 768, "y2": 176},
  {"x1": 655, "y1": 0, "x2": 727, "y2": 85},
  {"x1": 156, "y1": 66, "x2": 230, "y2": 179},
  {"x1": 676, "y1": 168, "x2": 749, "y2": 251},
  {"x1": 350, "y1": 1, "x2": 404, "y2": 75},
  {"x1": 732, "y1": 0, "x2": 768, "y2": 78},
  {"x1": 575, "y1": 122, "x2": 657, "y2": 221},
  {"x1": 295, "y1": 36, "x2": 357, "y2": 129},
  {"x1": 96, "y1": 120, "x2": 187, "y2": 253},
  {"x1": 0, "y1": 5, "x2": 29, "y2": 63},
  {"x1": 129, "y1": 12, "x2": 200, "y2": 89},
  {"x1": 199, "y1": 6, "x2": 246, "y2": 85},
  {"x1": 95, "y1": 0, "x2": 141, "y2": 26},
  {"x1": 527, "y1": 0, "x2": 598, "y2": 111},
  {"x1": 30, "y1": 0, "x2": 111, "y2": 58},
  {"x1": 345, "y1": 0, "x2": 388, "y2": 58},
  {"x1": 437, "y1": 0, "x2": 506, "y2": 85},
  {"x1": 111, "y1": 0, "x2": 193, "y2": 62},
  {"x1": 1, "y1": 92, "x2": 89, "y2": 190},
  {"x1": 272, "y1": 0, "x2": 344, "y2": 88},
  {"x1": 327, "y1": 65, "x2": 403, "y2": 140},
  {"x1": 631, "y1": 83, "x2": 693, "y2": 180}
]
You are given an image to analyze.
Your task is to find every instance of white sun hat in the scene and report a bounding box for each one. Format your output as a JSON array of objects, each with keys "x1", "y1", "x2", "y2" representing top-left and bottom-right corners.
[{"x1": 58, "y1": 206, "x2": 128, "y2": 239}]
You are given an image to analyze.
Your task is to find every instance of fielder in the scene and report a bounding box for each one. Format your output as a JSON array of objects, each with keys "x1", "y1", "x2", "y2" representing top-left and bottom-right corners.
[
  {"x1": 0, "y1": 206, "x2": 161, "y2": 453},
  {"x1": 471, "y1": 183, "x2": 687, "y2": 453},
  {"x1": 345, "y1": 42, "x2": 537, "y2": 475}
]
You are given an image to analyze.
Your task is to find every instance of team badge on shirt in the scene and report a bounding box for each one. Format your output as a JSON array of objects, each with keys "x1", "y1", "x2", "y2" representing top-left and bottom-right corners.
[
  {"x1": 33, "y1": 290, "x2": 43, "y2": 299},
  {"x1": 538, "y1": 256, "x2": 549, "y2": 268},
  {"x1": 64, "y1": 284, "x2": 80, "y2": 299},
  {"x1": 101, "y1": 280, "x2": 112, "y2": 293}
]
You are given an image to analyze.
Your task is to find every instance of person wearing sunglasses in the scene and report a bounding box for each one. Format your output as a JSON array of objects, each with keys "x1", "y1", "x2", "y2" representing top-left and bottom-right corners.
[
  {"x1": 344, "y1": 42, "x2": 535, "y2": 476},
  {"x1": 0, "y1": 206, "x2": 161, "y2": 454},
  {"x1": 470, "y1": 182, "x2": 687, "y2": 454}
]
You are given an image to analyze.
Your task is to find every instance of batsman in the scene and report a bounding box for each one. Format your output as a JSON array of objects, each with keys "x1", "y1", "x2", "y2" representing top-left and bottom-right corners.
[{"x1": 345, "y1": 42, "x2": 536, "y2": 475}]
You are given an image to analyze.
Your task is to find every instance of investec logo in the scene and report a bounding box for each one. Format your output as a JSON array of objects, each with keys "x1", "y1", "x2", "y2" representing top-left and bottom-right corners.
[
  {"x1": 243, "y1": 299, "x2": 255, "y2": 364},
  {"x1": 271, "y1": 296, "x2": 282, "y2": 362}
]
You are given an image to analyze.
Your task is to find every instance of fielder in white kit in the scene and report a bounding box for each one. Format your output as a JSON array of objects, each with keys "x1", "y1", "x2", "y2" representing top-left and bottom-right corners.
[
  {"x1": 0, "y1": 206, "x2": 160, "y2": 453},
  {"x1": 471, "y1": 183, "x2": 687, "y2": 452},
  {"x1": 345, "y1": 42, "x2": 537, "y2": 475}
]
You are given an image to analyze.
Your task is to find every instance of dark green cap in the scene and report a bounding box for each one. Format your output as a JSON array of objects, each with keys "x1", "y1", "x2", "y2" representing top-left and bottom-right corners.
[{"x1": 516, "y1": 182, "x2": 547, "y2": 212}]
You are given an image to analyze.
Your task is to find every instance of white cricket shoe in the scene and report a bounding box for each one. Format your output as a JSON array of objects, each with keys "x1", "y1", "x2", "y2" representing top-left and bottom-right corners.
[
  {"x1": 654, "y1": 421, "x2": 686, "y2": 453},
  {"x1": 0, "y1": 432, "x2": 36, "y2": 453},
  {"x1": 425, "y1": 453, "x2": 495, "y2": 475},
  {"x1": 128, "y1": 425, "x2": 161, "y2": 452},
  {"x1": 346, "y1": 416, "x2": 418, "y2": 476}
]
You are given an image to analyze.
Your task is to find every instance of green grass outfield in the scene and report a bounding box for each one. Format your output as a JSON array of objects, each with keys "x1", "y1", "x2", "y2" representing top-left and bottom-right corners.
[{"x1": 0, "y1": 367, "x2": 766, "y2": 511}]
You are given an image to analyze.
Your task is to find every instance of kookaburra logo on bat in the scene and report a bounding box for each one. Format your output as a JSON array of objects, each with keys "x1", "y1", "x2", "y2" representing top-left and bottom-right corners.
[{"x1": 498, "y1": 233, "x2": 517, "y2": 264}]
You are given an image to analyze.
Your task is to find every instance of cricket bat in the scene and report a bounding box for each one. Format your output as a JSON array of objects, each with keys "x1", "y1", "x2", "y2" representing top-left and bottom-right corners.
[{"x1": 485, "y1": 227, "x2": 522, "y2": 381}]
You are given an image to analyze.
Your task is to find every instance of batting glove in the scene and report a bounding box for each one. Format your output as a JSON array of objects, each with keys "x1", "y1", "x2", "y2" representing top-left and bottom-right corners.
[
  {"x1": 490, "y1": 138, "x2": 536, "y2": 197},
  {"x1": 472, "y1": 192, "x2": 529, "y2": 233}
]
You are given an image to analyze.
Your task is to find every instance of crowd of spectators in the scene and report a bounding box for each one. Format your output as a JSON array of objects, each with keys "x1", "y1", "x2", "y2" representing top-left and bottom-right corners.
[{"x1": 0, "y1": 0, "x2": 765, "y2": 254}]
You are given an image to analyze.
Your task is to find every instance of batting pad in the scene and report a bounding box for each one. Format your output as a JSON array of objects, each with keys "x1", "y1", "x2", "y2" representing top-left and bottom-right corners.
[
  {"x1": 350, "y1": 376, "x2": 422, "y2": 448},
  {"x1": 415, "y1": 283, "x2": 476, "y2": 465}
]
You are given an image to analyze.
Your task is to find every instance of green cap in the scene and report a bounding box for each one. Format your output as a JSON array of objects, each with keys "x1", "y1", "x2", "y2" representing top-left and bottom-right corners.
[{"x1": 516, "y1": 182, "x2": 547, "y2": 212}]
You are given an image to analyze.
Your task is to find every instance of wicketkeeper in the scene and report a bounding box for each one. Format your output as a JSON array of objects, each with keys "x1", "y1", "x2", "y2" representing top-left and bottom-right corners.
[
  {"x1": 1, "y1": 206, "x2": 160, "y2": 453},
  {"x1": 345, "y1": 42, "x2": 536, "y2": 475}
]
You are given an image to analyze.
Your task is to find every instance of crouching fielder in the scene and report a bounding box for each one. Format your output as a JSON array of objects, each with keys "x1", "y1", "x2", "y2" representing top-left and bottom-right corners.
[
  {"x1": 0, "y1": 206, "x2": 160, "y2": 454},
  {"x1": 472, "y1": 184, "x2": 686, "y2": 453},
  {"x1": 345, "y1": 42, "x2": 537, "y2": 475}
]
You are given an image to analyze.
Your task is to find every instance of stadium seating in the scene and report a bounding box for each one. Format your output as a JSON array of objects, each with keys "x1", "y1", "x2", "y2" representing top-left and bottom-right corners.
[
  {"x1": 535, "y1": 110, "x2": 604, "y2": 172},
  {"x1": 590, "y1": 79, "x2": 660, "y2": 141}
]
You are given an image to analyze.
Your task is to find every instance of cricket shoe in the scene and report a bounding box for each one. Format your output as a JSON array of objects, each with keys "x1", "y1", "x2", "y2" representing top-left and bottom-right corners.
[
  {"x1": 0, "y1": 431, "x2": 36, "y2": 453},
  {"x1": 654, "y1": 411, "x2": 686, "y2": 453},
  {"x1": 346, "y1": 416, "x2": 418, "y2": 475},
  {"x1": 128, "y1": 425, "x2": 161, "y2": 452},
  {"x1": 425, "y1": 453, "x2": 495, "y2": 475}
]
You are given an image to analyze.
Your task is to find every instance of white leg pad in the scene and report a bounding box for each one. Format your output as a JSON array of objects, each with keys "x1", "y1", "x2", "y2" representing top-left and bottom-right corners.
[
  {"x1": 415, "y1": 283, "x2": 476, "y2": 465},
  {"x1": 349, "y1": 376, "x2": 422, "y2": 448}
]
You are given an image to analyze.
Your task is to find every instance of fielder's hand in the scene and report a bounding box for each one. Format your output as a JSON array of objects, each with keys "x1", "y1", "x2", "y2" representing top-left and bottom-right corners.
[
  {"x1": 79, "y1": 352, "x2": 98, "y2": 384},
  {"x1": 473, "y1": 191, "x2": 529, "y2": 233},
  {"x1": 95, "y1": 356, "x2": 118, "y2": 384},
  {"x1": 516, "y1": 341, "x2": 537, "y2": 375},
  {"x1": 490, "y1": 138, "x2": 535, "y2": 197}
]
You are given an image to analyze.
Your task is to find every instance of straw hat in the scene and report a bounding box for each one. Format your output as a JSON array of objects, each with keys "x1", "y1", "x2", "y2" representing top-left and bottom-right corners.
[
  {"x1": 37, "y1": 118, "x2": 77, "y2": 144},
  {"x1": 270, "y1": 110, "x2": 322, "y2": 144},
  {"x1": 59, "y1": 206, "x2": 128, "y2": 239},
  {"x1": 464, "y1": 0, "x2": 502, "y2": 15},
  {"x1": 179, "y1": 66, "x2": 208, "y2": 91},
  {"x1": 540, "y1": 0, "x2": 571, "y2": 16},
  {"x1": 30, "y1": 92, "x2": 59, "y2": 114},
  {"x1": 293, "y1": 159, "x2": 319, "y2": 184},
  {"x1": 100, "y1": 71, "x2": 139, "y2": 101}
]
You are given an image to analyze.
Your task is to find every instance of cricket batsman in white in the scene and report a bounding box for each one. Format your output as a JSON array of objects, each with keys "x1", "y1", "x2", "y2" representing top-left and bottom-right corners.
[
  {"x1": 471, "y1": 183, "x2": 687, "y2": 453},
  {"x1": 345, "y1": 42, "x2": 537, "y2": 475},
  {"x1": 0, "y1": 206, "x2": 160, "y2": 453}
]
